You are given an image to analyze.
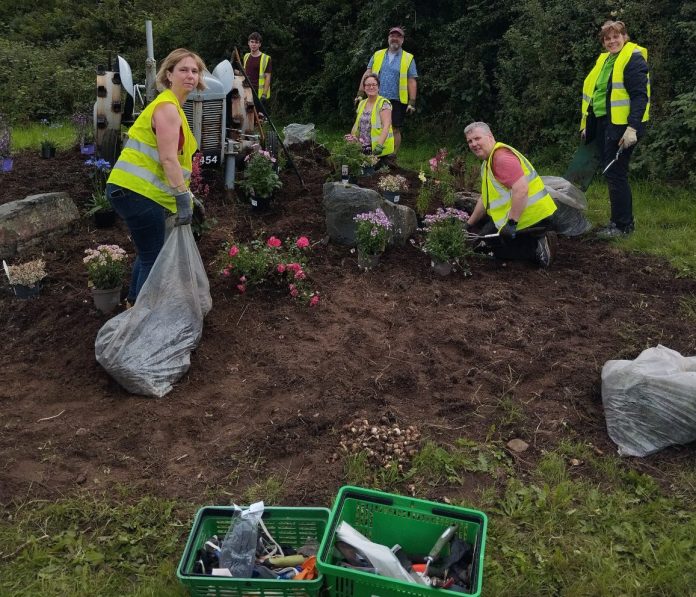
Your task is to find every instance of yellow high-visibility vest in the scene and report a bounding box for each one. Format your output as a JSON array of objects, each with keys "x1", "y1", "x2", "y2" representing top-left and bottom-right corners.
[
  {"x1": 352, "y1": 96, "x2": 395, "y2": 156},
  {"x1": 243, "y1": 52, "x2": 271, "y2": 99},
  {"x1": 371, "y1": 49, "x2": 413, "y2": 104},
  {"x1": 108, "y1": 89, "x2": 197, "y2": 213},
  {"x1": 580, "y1": 42, "x2": 650, "y2": 130},
  {"x1": 481, "y1": 143, "x2": 557, "y2": 231}
]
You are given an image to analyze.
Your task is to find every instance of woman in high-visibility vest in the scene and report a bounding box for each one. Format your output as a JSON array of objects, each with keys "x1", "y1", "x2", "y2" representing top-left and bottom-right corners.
[
  {"x1": 106, "y1": 49, "x2": 205, "y2": 304},
  {"x1": 350, "y1": 74, "x2": 394, "y2": 158},
  {"x1": 580, "y1": 20, "x2": 649, "y2": 237}
]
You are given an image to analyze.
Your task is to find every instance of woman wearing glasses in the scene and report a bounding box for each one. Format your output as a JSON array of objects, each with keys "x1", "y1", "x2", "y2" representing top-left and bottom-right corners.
[
  {"x1": 350, "y1": 74, "x2": 394, "y2": 158},
  {"x1": 580, "y1": 20, "x2": 650, "y2": 237}
]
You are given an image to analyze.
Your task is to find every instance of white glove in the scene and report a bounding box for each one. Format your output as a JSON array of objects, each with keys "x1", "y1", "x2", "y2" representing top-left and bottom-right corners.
[{"x1": 620, "y1": 126, "x2": 638, "y2": 148}]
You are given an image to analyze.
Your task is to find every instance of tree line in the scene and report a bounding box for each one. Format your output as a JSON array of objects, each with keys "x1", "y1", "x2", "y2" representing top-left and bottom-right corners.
[{"x1": 0, "y1": 0, "x2": 693, "y2": 180}]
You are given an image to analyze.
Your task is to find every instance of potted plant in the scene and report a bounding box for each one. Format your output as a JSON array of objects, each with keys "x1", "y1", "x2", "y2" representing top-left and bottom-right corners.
[
  {"x1": 84, "y1": 158, "x2": 116, "y2": 227},
  {"x1": 361, "y1": 153, "x2": 380, "y2": 176},
  {"x1": 0, "y1": 116, "x2": 12, "y2": 173},
  {"x1": 217, "y1": 235, "x2": 319, "y2": 306},
  {"x1": 353, "y1": 208, "x2": 392, "y2": 270},
  {"x1": 330, "y1": 136, "x2": 365, "y2": 184},
  {"x1": 72, "y1": 111, "x2": 95, "y2": 155},
  {"x1": 377, "y1": 174, "x2": 409, "y2": 204},
  {"x1": 421, "y1": 207, "x2": 472, "y2": 276},
  {"x1": 239, "y1": 149, "x2": 282, "y2": 210},
  {"x1": 416, "y1": 148, "x2": 456, "y2": 216},
  {"x1": 83, "y1": 244, "x2": 128, "y2": 313},
  {"x1": 3, "y1": 258, "x2": 46, "y2": 298}
]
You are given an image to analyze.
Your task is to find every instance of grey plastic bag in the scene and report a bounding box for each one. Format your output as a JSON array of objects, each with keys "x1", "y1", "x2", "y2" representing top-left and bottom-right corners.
[
  {"x1": 601, "y1": 345, "x2": 696, "y2": 456},
  {"x1": 542, "y1": 176, "x2": 593, "y2": 237},
  {"x1": 95, "y1": 225, "x2": 212, "y2": 397}
]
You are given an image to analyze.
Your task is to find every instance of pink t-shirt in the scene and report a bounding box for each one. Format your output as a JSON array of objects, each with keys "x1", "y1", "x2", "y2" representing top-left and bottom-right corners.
[{"x1": 491, "y1": 148, "x2": 524, "y2": 188}]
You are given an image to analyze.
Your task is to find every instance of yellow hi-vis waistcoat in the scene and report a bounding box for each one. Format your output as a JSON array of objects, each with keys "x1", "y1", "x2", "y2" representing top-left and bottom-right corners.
[
  {"x1": 108, "y1": 89, "x2": 197, "y2": 213},
  {"x1": 481, "y1": 143, "x2": 557, "y2": 231},
  {"x1": 580, "y1": 42, "x2": 650, "y2": 130},
  {"x1": 353, "y1": 96, "x2": 395, "y2": 157},
  {"x1": 243, "y1": 52, "x2": 271, "y2": 99},
  {"x1": 371, "y1": 49, "x2": 413, "y2": 104}
]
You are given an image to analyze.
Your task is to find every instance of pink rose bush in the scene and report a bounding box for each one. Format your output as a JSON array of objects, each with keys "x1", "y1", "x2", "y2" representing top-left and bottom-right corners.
[{"x1": 218, "y1": 234, "x2": 320, "y2": 306}]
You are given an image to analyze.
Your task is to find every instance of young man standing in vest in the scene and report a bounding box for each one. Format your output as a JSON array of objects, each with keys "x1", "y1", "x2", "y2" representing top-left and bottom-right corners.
[
  {"x1": 243, "y1": 32, "x2": 272, "y2": 115},
  {"x1": 464, "y1": 122, "x2": 558, "y2": 268},
  {"x1": 356, "y1": 26, "x2": 417, "y2": 155}
]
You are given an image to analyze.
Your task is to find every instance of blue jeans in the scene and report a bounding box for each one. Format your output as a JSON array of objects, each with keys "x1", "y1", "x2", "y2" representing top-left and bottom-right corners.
[{"x1": 106, "y1": 183, "x2": 167, "y2": 302}]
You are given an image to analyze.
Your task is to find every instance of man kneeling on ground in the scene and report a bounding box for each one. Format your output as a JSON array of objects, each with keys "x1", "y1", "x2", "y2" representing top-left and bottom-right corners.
[{"x1": 464, "y1": 122, "x2": 558, "y2": 267}]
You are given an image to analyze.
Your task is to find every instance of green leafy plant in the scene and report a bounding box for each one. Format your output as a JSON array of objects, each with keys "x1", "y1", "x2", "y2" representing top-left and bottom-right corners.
[
  {"x1": 84, "y1": 158, "x2": 112, "y2": 215},
  {"x1": 353, "y1": 208, "x2": 392, "y2": 257},
  {"x1": 83, "y1": 244, "x2": 127, "y2": 289},
  {"x1": 416, "y1": 148, "x2": 456, "y2": 215},
  {"x1": 239, "y1": 149, "x2": 282, "y2": 199},
  {"x1": 218, "y1": 234, "x2": 319, "y2": 306},
  {"x1": 329, "y1": 136, "x2": 366, "y2": 178},
  {"x1": 4, "y1": 258, "x2": 46, "y2": 287},
  {"x1": 420, "y1": 207, "x2": 471, "y2": 266}
]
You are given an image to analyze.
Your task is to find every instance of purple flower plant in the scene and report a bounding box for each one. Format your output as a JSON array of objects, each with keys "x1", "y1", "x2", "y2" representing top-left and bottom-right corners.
[{"x1": 422, "y1": 207, "x2": 470, "y2": 228}]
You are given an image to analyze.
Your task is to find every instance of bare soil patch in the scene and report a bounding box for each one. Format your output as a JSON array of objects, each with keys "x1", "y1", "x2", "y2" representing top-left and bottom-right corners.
[{"x1": 1, "y1": 146, "x2": 695, "y2": 507}]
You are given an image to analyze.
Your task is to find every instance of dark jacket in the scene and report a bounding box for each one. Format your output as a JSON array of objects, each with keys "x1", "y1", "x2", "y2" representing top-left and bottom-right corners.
[
  {"x1": 585, "y1": 52, "x2": 650, "y2": 143},
  {"x1": 605, "y1": 52, "x2": 650, "y2": 140}
]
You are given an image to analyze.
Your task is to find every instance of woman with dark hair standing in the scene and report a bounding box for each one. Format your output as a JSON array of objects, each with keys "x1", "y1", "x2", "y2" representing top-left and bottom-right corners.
[
  {"x1": 106, "y1": 48, "x2": 206, "y2": 303},
  {"x1": 580, "y1": 20, "x2": 650, "y2": 237}
]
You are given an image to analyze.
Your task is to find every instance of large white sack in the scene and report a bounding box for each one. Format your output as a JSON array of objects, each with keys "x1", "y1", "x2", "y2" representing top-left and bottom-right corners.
[{"x1": 601, "y1": 345, "x2": 696, "y2": 456}]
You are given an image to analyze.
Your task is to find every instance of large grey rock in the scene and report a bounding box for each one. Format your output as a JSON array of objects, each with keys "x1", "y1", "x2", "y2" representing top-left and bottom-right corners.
[
  {"x1": 323, "y1": 182, "x2": 418, "y2": 247},
  {"x1": 323, "y1": 182, "x2": 382, "y2": 245},
  {"x1": 0, "y1": 192, "x2": 81, "y2": 259},
  {"x1": 283, "y1": 123, "x2": 316, "y2": 146},
  {"x1": 382, "y1": 200, "x2": 417, "y2": 246}
]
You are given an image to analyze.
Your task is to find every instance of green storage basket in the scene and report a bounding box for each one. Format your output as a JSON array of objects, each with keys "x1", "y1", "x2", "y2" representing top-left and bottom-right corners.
[
  {"x1": 178, "y1": 506, "x2": 330, "y2": 597},
  {"x1": 317, "y1": 486, "x2": 487, "y2": 597}
]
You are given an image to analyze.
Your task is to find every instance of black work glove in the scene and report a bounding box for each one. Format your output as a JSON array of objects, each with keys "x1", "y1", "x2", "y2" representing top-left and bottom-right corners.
[
  {"x1": 174, "y1": 190, "x2": 193, "y2": 226},
  {"x1": 499, "y1": 219, "x2": 517, "y2": 240}
]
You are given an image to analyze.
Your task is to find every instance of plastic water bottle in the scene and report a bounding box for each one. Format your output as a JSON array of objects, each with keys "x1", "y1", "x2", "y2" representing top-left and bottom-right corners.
[{"x1": 219, "y1": 502, "x2": 264, "y2": 577}]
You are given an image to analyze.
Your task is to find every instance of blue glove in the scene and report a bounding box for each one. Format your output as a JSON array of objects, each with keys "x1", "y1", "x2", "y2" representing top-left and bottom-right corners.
[
  {"x1": 174, "y1": 190, "x2": 193, "y2": 226},
  {"x1": 500, "y1": 219, "x2": 517, "y2": 240}
]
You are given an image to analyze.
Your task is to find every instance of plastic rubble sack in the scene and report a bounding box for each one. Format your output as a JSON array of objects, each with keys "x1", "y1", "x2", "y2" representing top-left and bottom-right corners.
[
  {"x1": 542, "y1": 175, "x2": 592, "y2": 237},
  {"x1": 95, "y1": 225, "x2": 212, "y2": 397},
  {"x1": 283, "y1": 123, "x2": 316, "y2": 146},
  {"x1": 601, "y1": 345, "x2": 696, "y2": 457}
]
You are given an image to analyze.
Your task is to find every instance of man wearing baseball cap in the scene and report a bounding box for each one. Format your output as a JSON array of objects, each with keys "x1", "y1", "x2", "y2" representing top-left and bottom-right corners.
[{"x1": 356, "y1": 26, "x2": 418, "y2": 155}]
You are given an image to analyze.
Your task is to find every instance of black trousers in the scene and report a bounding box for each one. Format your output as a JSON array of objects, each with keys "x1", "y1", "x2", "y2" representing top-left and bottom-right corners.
[
  {"x1": 475, "y1": 217, "x2": 553, "y2": 262},
  {"x1": 595, "y1": 116, "x2": 635, "y2": 231}
]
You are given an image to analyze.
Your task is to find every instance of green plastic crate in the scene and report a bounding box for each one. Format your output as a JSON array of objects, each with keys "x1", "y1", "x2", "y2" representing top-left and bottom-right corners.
[
  {"x1": 317, "y1": 486, "x2": 487, "y2": 597},
  {"x1": 178, "y1": 506, "x2": 330, "y2": 597}
]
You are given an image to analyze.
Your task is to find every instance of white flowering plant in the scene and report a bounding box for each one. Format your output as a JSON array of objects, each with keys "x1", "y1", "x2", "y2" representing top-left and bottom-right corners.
[
  {"x1": 353, "y1": 208, "x2": 392, "y2": 256},
  {"x1": 4, "y1": 259, "x2": 46, "y2": 287},
  {"x1": 377, "y1": 174, "x2": 409, "y2": 193},
  {"x1": 83, "y1": 245, "x2": 127, "y2": 289}
]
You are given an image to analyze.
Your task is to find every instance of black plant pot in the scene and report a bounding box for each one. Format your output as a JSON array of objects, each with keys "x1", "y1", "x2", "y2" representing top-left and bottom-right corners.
[
  {"x1": 41, "y1": 146, "x2": 56, "y2": 159},
  {"x1": 94, "y1": 209, "x2": 117, "y2": 228}
]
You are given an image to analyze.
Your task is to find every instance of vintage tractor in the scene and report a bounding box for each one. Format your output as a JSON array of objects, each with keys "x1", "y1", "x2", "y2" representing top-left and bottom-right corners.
[{"x1": 94, "y1": 21, "x2": 279, "y2": 191}]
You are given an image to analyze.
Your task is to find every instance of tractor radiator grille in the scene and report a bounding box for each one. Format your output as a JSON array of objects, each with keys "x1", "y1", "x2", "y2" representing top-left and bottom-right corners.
[{"x1": 182, "y1": 99, "x2": 224, "y2": 153}]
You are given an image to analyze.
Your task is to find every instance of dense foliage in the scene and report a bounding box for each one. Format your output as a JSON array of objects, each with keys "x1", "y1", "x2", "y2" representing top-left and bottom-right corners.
[{"x1": 1, "y1": 0, "x2": 694, "y2": 178}]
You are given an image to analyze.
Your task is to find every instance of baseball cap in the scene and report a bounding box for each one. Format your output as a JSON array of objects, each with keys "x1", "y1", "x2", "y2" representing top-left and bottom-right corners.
[{"x1": 388, "y1": 27, "x2": 405, "y2": 36}]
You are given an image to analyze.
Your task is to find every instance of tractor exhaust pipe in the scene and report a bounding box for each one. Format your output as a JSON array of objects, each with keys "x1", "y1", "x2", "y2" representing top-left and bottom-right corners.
[{"x1": 144, "y1": 20, "x2": 157, "y2": 103}]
